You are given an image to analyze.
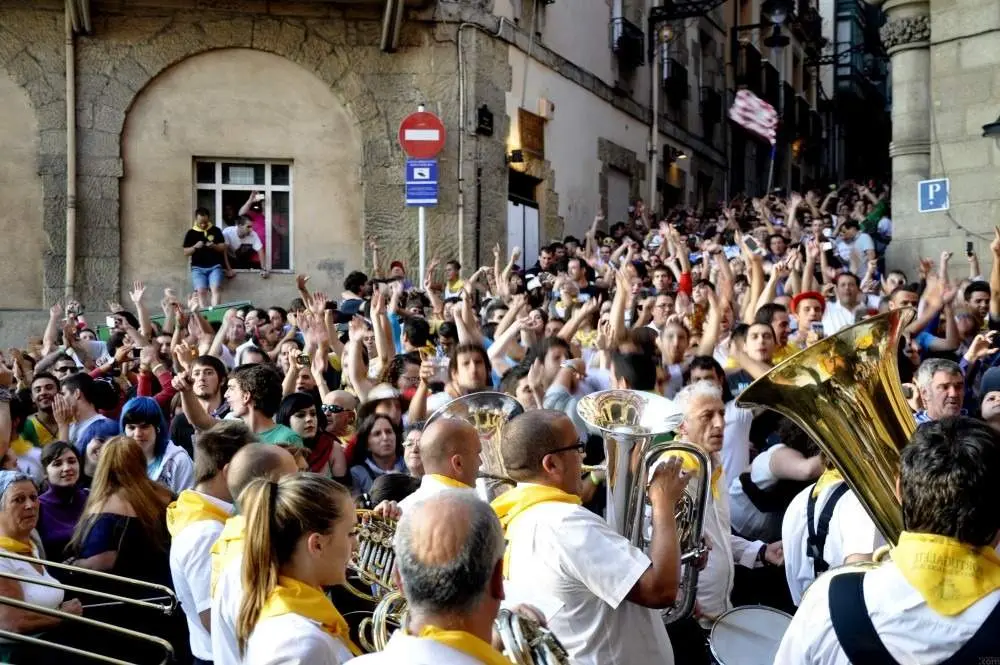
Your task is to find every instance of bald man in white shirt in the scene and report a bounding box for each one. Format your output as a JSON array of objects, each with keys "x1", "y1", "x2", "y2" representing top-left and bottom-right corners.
[
  {"x1": 397, "y1": 419, "x2": 481, "y2": 512},
  {"x1": 495, "y1": 409, "x2": 688, "y2": 665}
]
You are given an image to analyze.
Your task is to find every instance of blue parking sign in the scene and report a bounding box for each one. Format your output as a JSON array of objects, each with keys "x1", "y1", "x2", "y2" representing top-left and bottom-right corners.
[
  {"x1": 918, "y1": 178, "x2": 949, "y2": 213},
  {"x1": 405, "y1": 159, "x2": 438, "y2": 207}
]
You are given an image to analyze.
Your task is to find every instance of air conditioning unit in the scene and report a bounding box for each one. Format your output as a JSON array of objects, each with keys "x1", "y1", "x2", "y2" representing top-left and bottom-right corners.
[{"x1": 537, "y1": 97, "x2": 555, "y2": 119}]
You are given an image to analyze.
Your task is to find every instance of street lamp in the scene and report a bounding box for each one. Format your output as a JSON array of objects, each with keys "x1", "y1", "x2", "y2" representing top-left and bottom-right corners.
[
  {"x1": 761, "y1": 0, "x2": 793, "y2": 25},
  {"x1": 983, "y1": 115, "x2": 1000, "y2": 150}
]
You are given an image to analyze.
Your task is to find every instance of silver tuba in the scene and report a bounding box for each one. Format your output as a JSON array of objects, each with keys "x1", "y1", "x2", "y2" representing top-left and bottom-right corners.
[
  {"x1": 426, "y1": 391, "x2": 525, "y2": 501},
  {"x1": 577, "y1": 389, "x2": 711, "y2": 625}
]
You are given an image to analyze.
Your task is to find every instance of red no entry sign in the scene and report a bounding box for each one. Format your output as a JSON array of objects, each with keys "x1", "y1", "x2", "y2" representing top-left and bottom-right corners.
[{"x1": 398, "y1": 111, "x2": 446, "y2": 159}]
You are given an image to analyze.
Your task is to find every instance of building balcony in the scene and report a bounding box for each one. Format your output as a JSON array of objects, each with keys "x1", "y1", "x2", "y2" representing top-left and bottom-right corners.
[
  {"x1": 736, "y1": 43, "x2": 763, "y2": 95},
  {"x1": 609, "y1": 17, "x2": 645, "y2": 69},
  {"x1": 700, "y1": 87, "x2": 723, "y2": 125},
  {"x1": 763, "y1": 63, "x2": 780, "y2": 108},
  {"x1": 663, "y1": 58, "x2": 689, "y2": 106}
]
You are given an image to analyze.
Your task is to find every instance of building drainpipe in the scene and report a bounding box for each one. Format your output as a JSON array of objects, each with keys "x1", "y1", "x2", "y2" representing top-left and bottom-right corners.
[
  {"x1": 65, "y1": 0, "x2": 77, "y2": 303},
  {"x1": 649, "y1": 11, "x2": 660, "y2": 214}
]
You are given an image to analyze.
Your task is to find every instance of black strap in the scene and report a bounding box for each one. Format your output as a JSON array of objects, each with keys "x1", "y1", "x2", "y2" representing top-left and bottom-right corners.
[
  {"x1": 806, "y1": 482, "x2": 849, "y2": 578},
  {"x1": 739, "y1": 472, "x2": 811, "y2": 513},
  {"x1": 831, "y1": 570, "x2": 1000, "y2": 665},
  {"x1": 829, "y1": 572, "x2": 898, "y2": 665}
]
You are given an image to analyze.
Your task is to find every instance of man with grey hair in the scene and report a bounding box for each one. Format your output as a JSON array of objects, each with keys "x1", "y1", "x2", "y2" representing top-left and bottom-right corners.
[
  {"x1": 665, "y1": 381, "x2": 784, "y2": 664},
  {"x1": 349, "y1": 490, "x2": 511, "y2": 664},
  {"x1": 914, "y1": 357, "x2": 964, "y2": 423}
]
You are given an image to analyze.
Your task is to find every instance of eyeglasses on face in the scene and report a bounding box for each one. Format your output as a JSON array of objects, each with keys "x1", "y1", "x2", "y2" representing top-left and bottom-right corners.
[
  {"x1": 321, "y1": 404, "x2": 346, "y2": 415},
  {"x1": 547, "y1": 440, "x2": 586, "y2": 456}
]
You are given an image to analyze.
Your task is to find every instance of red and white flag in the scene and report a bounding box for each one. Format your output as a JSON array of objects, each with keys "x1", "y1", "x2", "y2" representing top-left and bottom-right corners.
[{"x1": 729, "y1": 89, "x2": 778, "y2": 145}]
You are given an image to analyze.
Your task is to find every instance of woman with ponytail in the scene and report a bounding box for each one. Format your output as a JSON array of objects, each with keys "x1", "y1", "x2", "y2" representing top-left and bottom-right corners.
[{"x1": 236, "y1": 473, "x2": 359, "y2": 664}]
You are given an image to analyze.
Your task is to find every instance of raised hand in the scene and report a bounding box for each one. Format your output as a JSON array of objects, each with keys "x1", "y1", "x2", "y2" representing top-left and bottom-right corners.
[{"x1": 128, "y1": 280, "x2": 146, "y2": 305}]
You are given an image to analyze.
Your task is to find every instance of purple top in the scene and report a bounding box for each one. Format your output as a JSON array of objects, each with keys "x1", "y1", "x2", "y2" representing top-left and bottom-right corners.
[{"x1": 37, "y1": 485, "x2": 88, "y2": 561}]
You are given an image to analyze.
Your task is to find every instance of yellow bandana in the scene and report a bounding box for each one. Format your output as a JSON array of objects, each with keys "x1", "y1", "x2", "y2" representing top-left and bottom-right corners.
[
  {"x1": 0, "y1": 536, "x2": 33, "y2": 554},
  {"x1": 210, "y1": 515, "x2": 245, "y2": 596},
  {"x1": 417, "y1": 625, "x2": 509, "y2": 665},
  {"x1": 259, "y1": 576, "x2": 362, "y2": 656},
  {"x1": 192, "y1": 221, "x2": 212, "y2": 238},
  {"x1": 661, "y1": 450, "x2": 722, "y2": 499},
  {"x1": 426, "y1": 474, "x2": 471, "y2": 489},
  {"x1": 490, "y1": 484, "x2": 582, "y2": 577},
  {"x1": 9, "y1": 436, "x2": 33, "y2": 458},
  {"x1": 166, "y1": 490, "x2": 230, "y2": 538},
  {"x1": 811, "y1": 468, "x2": 844, "y2": 498},
  {"x1": 893, "y1": 531, "x2": 1000, "y2": 616}
]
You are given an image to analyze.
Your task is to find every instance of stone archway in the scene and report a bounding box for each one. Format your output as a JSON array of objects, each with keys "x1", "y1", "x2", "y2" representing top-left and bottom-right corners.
[{"x1": 120, "y1": 48, "x2": 363, "y2": 302}]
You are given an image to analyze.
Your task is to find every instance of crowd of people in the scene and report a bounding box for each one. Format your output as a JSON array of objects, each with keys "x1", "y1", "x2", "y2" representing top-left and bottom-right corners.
[{"x1": 0, "y1": 179, "x2": 997, "y2": 664}]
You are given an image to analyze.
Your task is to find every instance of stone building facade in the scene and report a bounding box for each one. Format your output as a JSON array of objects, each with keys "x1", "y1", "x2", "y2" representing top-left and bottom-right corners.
[
  {"x1": 0, "y1": 0, "x2": 737, "y2": 344},
  {"x1": 876, "y1": 0, "x2": 1000, "y2": 269}
]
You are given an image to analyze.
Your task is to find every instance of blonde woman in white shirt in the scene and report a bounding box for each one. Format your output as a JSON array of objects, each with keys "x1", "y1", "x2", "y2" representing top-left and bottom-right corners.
[{"x1": 236, "y1": 473, "x2": 360, "y2": 665}]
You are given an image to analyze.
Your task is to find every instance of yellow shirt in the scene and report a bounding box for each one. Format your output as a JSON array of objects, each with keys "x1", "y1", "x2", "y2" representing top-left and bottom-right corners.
[{"x1": 771, "y1": 342, "x2": 800, "y2": 365}]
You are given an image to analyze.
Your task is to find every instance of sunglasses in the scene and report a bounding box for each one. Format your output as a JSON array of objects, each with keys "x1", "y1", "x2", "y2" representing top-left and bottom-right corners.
[
  {"x1": 54, "y1": 365, "x2": 77, "y2": 374},
  {"x1": 321, "y1": 404, "x2": 346, "y2": 415}
]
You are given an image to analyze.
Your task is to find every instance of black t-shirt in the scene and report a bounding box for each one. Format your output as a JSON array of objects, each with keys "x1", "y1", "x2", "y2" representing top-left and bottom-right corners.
[{"x1": 183, "y1": 227, "x2": 225, "y2": 268}]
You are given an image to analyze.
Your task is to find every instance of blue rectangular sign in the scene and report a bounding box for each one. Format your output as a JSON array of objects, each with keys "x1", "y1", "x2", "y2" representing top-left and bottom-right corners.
[
  {"x1": 406, "y1": 159, "x2": 438, "y2": 207},
  {"x1": 918, "y1": 178, "x2": 949, "y2": 213}
]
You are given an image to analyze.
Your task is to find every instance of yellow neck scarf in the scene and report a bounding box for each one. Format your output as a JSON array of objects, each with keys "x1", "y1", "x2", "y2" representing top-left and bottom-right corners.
[
  {"x1": 662, "y1": 450, "x2": 722, "y2": 499},
  {"x1": 192, "y1": 222, "x2": 212, "y2": 238},
  {"x1": 417, "y1": 625, "x2": 509, "y2": 665},
  {"x1": 210, "y1": 515, "x2": 245, "y2": 596},
  {"x1": 9, "y1": 436, "x2": 33, "y2": 458},
  {"x1": 426, "y1": 474, "x2": 471, "y2": 489},
  {"x1": 166, "y1": 490, "x2": 231, "y2": 537},
  {"x1": 893, "y1": 531, "x2": 1000, "y2": 616},
  {"x1": 0, "y1": 537, "x2": 33, "y2": 554},
  {"x1": 811, "y1": 468, "x2": 844, "y2": 498},
  {"x1": 259, "y1": 576, "x2": 361, "y2": 656},
  {"x1": 490, "y1": 484, "x2": 582, "y2": 577}
]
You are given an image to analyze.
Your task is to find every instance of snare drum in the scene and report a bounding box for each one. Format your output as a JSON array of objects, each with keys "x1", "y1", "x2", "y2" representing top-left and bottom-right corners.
[{"x1": 709, "y1": 605, "x2": 792, "y2": 665}]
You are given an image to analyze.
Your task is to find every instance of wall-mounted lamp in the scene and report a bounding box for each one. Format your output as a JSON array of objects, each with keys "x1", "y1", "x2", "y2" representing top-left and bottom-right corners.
[
  {"x1": 508, "y1": 149, "x2": 525, "y2": 164},
  {"x1": 983, "y1": 115, "x2": 1000, "y2": 150},
  {"x1": 760, "y1": 0, "x2": 793, "y2": 25},
  {"x1": 676, "y1": 152, "x2": 688, "y2": 160},
  {"x1": 764, "y1": 24, "x2": 790, "y2": 49}
]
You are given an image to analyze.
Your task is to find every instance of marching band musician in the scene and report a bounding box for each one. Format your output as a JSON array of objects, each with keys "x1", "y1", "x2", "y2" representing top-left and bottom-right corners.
[
  {"x1": 166, "y1": 422, "x2": 251, "y2": 665},
  {"x1": 666, "y1": 381, "x2": 783, "y2": 664},
  {"x1": 776, "y1": 417, "x2": 1000, "y2": 664},
  {"x1": 397, "y1": 419, "x2": 480, "y2": 511},
  {"x1": 235, "y1": 473, "x2": 361, "y2": 664},
  {"x1": 210, "y1": 444, "x2": 299, "y2": 665},
  {"x1": 781, "y1": 457, "x2": 881, "y2": 606},
  {"x1": 492, "y1": 409, "x2": 687, "y2": 665},
  {"x1": 349, "y1": 490, "x2": 516, "y2": 665}
]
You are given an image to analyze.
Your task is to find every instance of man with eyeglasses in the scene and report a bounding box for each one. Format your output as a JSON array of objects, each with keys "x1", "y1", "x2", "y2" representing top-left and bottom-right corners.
[{"x1": 491, "y1": 409, "x2": 688, "y2": 665}]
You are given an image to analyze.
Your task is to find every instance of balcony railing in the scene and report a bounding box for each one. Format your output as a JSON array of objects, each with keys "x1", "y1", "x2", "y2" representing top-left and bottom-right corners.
[
  {"x1": 700, "y1": 86, "x2": 723, "y2": 125},
  {"x1": 609, "y1": 17, "x2": 645, "y2": 69},
  {"x1": 664, "y1": 58, "x2": 689, "y2": 106}
]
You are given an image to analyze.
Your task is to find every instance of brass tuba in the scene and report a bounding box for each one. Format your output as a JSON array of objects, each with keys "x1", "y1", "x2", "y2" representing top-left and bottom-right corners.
[
  {"x1": 735, "y1": 308, "x2": 917, "y2": 545},
  {"x1": 576, "y1": 389, "x2": 711, "y2": 625},
  {"x1": 359, "y1": 591, "x2": 570, "y2": 664},
  {"x1": 426, "y1": 391, "x2": 525, "y2": 501}
]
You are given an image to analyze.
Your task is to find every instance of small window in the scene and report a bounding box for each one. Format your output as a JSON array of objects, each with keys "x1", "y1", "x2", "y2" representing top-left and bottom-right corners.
[{"x1": 192, "y1": 159, "x2": 294, "y2": 272}]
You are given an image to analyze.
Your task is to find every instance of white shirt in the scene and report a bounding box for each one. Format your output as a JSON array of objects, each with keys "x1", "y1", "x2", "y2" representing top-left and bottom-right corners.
[
  {"x1": 211, "y1": 557, "x2": 243, "y2": 665},
  {"x1": 691, "y1": 468, "x2": 764, "y2": 627},
  {"x1": 728, "y1": 443, "x2": 783, "y2": 542},
  {"x1": 222, "y1": 225, "x2": 263, "y2": 254},
  {"x1": 834, "y1": 231, "x2": 875, "y2": 263},
  {"x1": 168, "y1": 493, "x2": 232, "y2": 660},
  {"x1": 398, "y1": 475, "x2": 474, "y2": 513},
  {"x1": 245, "y1": 612, "x2": 354, "y2": 665},
  {"x1": 721, "y1": 401, "x2": 753, "y2": 491},
  {"x1": 348, "y1": 631, "x2": 482, "y2": 665},
  {"x1": 503, "y1": 492, "x2": 674, "y2": 665},
  {"x1": 781, "y1": 482, "x2": 883, "y2": 606},
  {"x1": 822, "y1": 301, "x2": 857, "y2": 336},
  {"x1": 0, "y1": 544, "x2": 63, "y2": 615},
  {"x1": 774, "y1": 561, "x2": 1000, "y2": 665}
]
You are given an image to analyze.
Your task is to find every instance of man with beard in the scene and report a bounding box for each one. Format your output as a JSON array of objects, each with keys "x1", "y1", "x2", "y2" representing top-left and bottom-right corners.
[
  {"x1": 170, "y1": 356, "x2": 230, "y2": 456},
  {"x1": 21, "y1": 373, "x2": 60, "y2": 448}
]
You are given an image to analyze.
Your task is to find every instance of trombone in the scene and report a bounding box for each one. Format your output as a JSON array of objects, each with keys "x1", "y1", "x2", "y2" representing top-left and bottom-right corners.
[
  {"x1": 0, "y1": 550, "x2": 177, "y2": 613},
  {"x1": 0, "y1": 594, "x2": 174, "y2": 665},
  {"x1": 0, "y1": 549, "x2": 178, "y2": 664}
]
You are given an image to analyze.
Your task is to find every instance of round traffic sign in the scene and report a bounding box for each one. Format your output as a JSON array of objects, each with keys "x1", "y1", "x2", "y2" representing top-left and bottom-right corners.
[{"x1": 398, "y1": 111, "x2": 446, "y2": 159}]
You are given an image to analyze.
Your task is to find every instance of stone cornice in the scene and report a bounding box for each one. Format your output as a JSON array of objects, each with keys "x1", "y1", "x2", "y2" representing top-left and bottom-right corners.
[{"x1": 880, "y1": 15, "x2": 930, "y2": 51}]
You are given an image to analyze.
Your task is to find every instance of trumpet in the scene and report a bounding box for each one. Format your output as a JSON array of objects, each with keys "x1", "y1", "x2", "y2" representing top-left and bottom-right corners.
[
  {"x1": 0, "y1": 549, "x2": 177, "y2": 665},
  {"x1": 344, "y1": 509, "x2": 398, "y2": 603}
]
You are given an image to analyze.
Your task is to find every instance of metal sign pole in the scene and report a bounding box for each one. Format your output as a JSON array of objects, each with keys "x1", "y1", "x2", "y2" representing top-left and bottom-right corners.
[{"x1": 418, "y1": 206, "x2": 426, "y2": 281}]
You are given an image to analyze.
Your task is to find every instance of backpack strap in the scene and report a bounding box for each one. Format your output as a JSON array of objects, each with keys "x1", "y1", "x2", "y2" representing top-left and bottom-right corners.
[
  {"x1": 806, "y1": 482, "x2": 849, "y2": 578},
  {"x1": 938, "y1": 594, "x2": 1000, "y2": 665},
  {"x1": 829, "y1": 572, "x2": 899, "y2": 665}
]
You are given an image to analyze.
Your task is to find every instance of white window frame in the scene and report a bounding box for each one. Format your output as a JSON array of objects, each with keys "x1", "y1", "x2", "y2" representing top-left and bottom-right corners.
[{"x1": 193, "y1": 158, "x2": 295, "y2": 273}]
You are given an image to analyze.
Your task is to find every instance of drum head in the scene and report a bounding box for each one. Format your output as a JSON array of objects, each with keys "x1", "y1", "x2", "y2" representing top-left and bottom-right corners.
[{"x1": 709, "y1": 606, "x2": 792, "y2": 665}]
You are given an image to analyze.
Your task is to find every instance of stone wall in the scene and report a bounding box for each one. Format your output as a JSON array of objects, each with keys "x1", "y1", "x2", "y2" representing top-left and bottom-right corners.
[{"x1": 0, "y1": 0, "x2": 514, "y2": 324}]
